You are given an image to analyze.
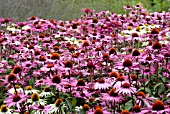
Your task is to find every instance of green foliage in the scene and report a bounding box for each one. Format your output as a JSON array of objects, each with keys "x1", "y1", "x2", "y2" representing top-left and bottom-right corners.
[
  {"x1": 0, "y1": 0, "x2": 169, "y2": 21},
  {"x1": 8, "y1": 59, "x2": 15, "y2": 66},
  {"x1": 125, "y1": 100, "x2": 133, "y2": 110},
  {"x1": 5, "y1": 69, "x2": 12, "y2": 74}
]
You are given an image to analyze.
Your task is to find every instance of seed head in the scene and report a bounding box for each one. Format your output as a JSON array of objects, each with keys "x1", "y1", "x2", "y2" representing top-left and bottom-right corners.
[
  {"x1": 152, "y1": 42, "x2": 162, "y2": 50},
  {"x1": 82, "y1": 104, "x2": 90, "y2": 111},
  {"x1": 31, "y1": 93, "x2": 40, "y2": 102},
  {"x1": 0, "y1": 105, "x2": 8, "y2": 112},
  {"x1": 123, "y1": 59, "x2": 132, "y2": 67},
  {"x1": 152, "y1": 100, "x2": 165, "y2": 111},
  {"x1": 120, "y1": 110, "x2": 130, "y2": 114},
  {"x1": 55, "y1": 98, "x2": 63, "y2": 107}
]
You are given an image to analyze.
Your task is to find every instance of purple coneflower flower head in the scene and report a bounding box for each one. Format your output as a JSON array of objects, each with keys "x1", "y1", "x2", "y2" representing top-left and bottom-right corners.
[
  {"x1": 4, "y1": 91, "x2": 27, "y2": 108},
  {"x1": 94, "y1": 78, "x2": 111, "y2": 90},
  {"x1": 116, "y1": 82, "x2": 136, "y2": 95},
  {"x1": 101, "y1": 88, "x2": 122, "y2": 103},
  {"x1": 31, "y1": 104, "x2": 51, "y2": 114}
]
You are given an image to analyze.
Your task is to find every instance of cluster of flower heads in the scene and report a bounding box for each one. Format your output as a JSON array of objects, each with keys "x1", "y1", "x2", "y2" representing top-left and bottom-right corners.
[{"x1": 0, "y1": 4, "x2": 170, "y2": 114}]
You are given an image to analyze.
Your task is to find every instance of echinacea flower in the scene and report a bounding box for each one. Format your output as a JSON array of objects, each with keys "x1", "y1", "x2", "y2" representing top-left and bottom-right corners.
[
  {"x1": 49, "y1": 98, "x2": 68, "y2": 114},
  {"x1": 0, "y1": 104, "x2": 13, "y2": 114},
  {"x1": 40, "y1": 87, "x2": 54, "y2": 98},
  {"x1": 82, "y1": 104, "x2": 90, "y2": 112},
  {"x1": 132, "y1": 105, "x2": 141, "y2": 113},
  {"x1": 141, "y1": 100, "x2": 170, "y2": 114},
  {"x1": 44, "y1": 74, "x2": 63, "y2": 90},
  {"x1": 120, "y1": 110, "x2": 130, "y2": 114},
  {"x1": 7, "y1": 85, "x2": 23, "y2": 94},
  {"x1": 116, "y1": 82, "x2": 136, "y2": 95},
  {"x1": 11, "y1": 66, "x2": 22, "y2": 74},
  {"x1": 28, "y1": 92, "x2": 46, "y2": 105},
  {"x1": 136, "y1": 91, "x2": 157, "y2": 107},
  {"x1": 88, "y1": 106, "x2": 112, "y2": 114},
  {"x1": 31, "y1": 104, "x2": 51, "y2": 114},
  {"x1": 25, "y1": 86, "x2": 39, "y2": 95},
  {"x1": 123, "y1": 59, "x2": 133, "y2": 67},
  {"x1": 4, "y1": 91, "x2": 27, "y2": 108},
  {"x1": 94, "y1": 78, "x2": 111, "y2": 90},
  {"x1": 101, "y1": 88, "x2": 122, "y2": 103}
]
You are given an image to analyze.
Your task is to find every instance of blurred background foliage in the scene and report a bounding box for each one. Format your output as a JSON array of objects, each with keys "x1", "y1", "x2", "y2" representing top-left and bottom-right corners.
[{"x1": 0, "y1": 0, "x2": 169, "y2": 21}]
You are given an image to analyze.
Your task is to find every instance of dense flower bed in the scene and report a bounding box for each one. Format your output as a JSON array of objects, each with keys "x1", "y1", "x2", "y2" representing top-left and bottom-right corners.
[{"x1": 0, "y1": 5, "x2": 170, "y2": 114}]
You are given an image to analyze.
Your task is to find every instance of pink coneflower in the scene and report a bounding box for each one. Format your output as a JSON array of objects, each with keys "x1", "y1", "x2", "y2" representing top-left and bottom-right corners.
[
  {"x1": 113, "y1": 75, "x2": 128, "y2": 89},
  {"x1": 12, "y1": 66, "x2": 22, "y2": 74},
  {"x1": 88, "y1": 106, "x2": 112, "y2": 114},
  {"x1": 31, "y1": 104, "x2": 51, "y2": 114},
  {"x1": 40, "y1": 87, "x2": 54, "y2": 98},
  {"x1": 82, "y1": 104, "x2": 90, "y2": 112},
  {"x1": 0, "y1": 104, "x2": 13, "y2": 114},
  {"x1": 25, "y1": 86, "x2": 39, "y2": 95},
  {"x1": 4, "y1": 91, "x2": 28, "y2": 108},
  {"x1": 141, "y1": 100, "x2": 170, "y2": 114},
  {"x1": 132, "y1": 105, "x2": 141, "y2": 113},
  {"x1": 94, "y1": 78, "x2": 111, "y2": 90},
  {"x1": 120, "y1": 110, "x2": 130, "y2": 114},
  {"x1": 49, "y1": 98, "x2": 68, "y2": 114},
  {"x1": 123, "y1": 5, "x2": 132, "y2": 11},
  {"x1": 44, "y1": 74, "x2": 63, "y2": 90},
  {"x1": 74, "y1": 89, "x2": 93, "y2": 99},
  {"x1": 136, "y1": 91, "x2": 156, "y2": 107},
  {"x1": 35, "y1": 79, "x2": 45, "y2": 87},
  {"x1": 101, "y1": 88, "x2": 122, "y2": 103},
  {"x1": 51, "y1": 52, "x2": 60, "y2": 60},
  {"x1": 116, "y1": 82, "x2": 136, "y2": 95}
]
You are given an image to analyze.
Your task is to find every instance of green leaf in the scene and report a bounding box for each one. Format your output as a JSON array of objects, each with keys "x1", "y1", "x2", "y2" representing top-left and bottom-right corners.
[
  {"x1": 145, "y1": 81, "x2": 150, "y2": 86},
  {"x1": 160, "y1": 75, "x2": 166, "y2": 83},
  {"x1": 29, "y1": 77, "x2": 34, "y2": 87},
  {"x1": 158, "y1": 85, "x2": 165, "y2": 95},
  {"x1": 5, "y1": 69, "x2": 12, "y2": 74},
  {"x1": 66, "y1": 97, "x2": 72, "y2": 111},
  {"x1": 138, "y1": 87, "x2": 144, "y2": 92},
  {"x1": 154, "y1": 83, "x2": 163, "y2": 91},
  {"x1": 72, "y1": 98, "x2": 77, "y2": 107},
  {"x1": 145, "y1": 87, "x2": 151, "y2": 93},
  {"x1": 8, "y1": 60, "x2": 15, "y2": 65},
  {"x1": 125, "y1": 100, "x2": 133, "y2": 110}
]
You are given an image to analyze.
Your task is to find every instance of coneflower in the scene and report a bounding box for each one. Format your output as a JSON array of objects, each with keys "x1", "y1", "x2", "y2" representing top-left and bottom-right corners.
[
  {"x1": 77, "y1": 79, "x2": 86, "y2": 86},
  {"x1": 55, "y1": 98, "x2": 63, "y2": 107},
  {"x1": 34, "y1": 50, "x2": 40, "y2": 56},
  {"x1": 152, "y1": 100, "x2": 165, "y2": 111},
  {"x1": 69, "y1": 46, "x2": 75, "y2": 52},
  {"x1": 39, "y1": 55, "x2": 46, "y2": 61},
  {"x1": 132, "y1": 49, "x2": 140, "y2": 56},
  {"x1": 52, "y1": 74, "x2": 61, "y2": 84},
  {"x1": 0, "y1": 105, "x2": 8, "y2": 112},
  {"x1": 123, "y1": 59, "x2": 132, "y2": 67},
  {"x1": 132, "y1": 105, "x2": 141, "y2": 113},
  {"x1": 123, "y1": 59, "x2": 132, "y2": 84},
  {"x1": 109, "y1": 47, "x2": 117, "y2": 55},
  {"x1": 120, "y1": 110, "x2": 130, "y2": 114},
  {"x1": 152, "y1": 42, "x2": 162, "y2": 50},
  {"x1": 82, "y1": 40, "x2": 90, "y2": 47},
  {"x1": 53, "y1": 46, "x2": 59, "y2": 51},
  {"x1": 7, "y1": 73, "x2": 16, "y2": 82},
  {"x1": 109, "y1": 71, "x2": 119, "y2": 78},
  {"x1": 94, "y1": 107, "x2": 103, "y2": 114},
  {"x1": 31, "y1": 93, "x2": 40, "y2": 102},
  {"x1": 151, "y1": 28, "x2": 159, "y2": 34},
  {"x1": 12, "y1": 66, "x2": 22, "y2": 74},
  {"x1": 51, "y1": 53, "x2": 60, "y2": 60},
  {"x1": 82, "y1": 104, "x2": 90, "y2": 111},
  {"x1": 64, "y1": 60, "x2": 73, "y2": 79}
]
